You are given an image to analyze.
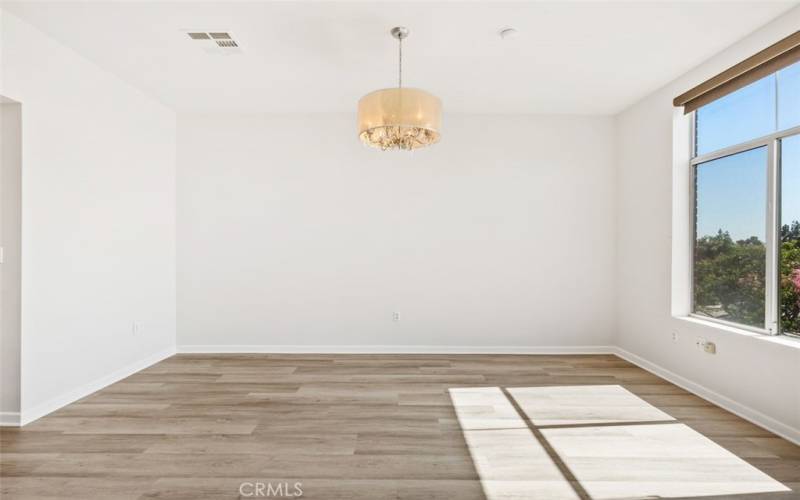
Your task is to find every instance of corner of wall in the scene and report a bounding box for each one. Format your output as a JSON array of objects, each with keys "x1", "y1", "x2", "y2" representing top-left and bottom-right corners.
[
  {"x1": 3, "y1": 11, "x2": 179, "y2": 426},
  {"x1": 610, "y1": 112, "x2": 622, "y2": 348}
]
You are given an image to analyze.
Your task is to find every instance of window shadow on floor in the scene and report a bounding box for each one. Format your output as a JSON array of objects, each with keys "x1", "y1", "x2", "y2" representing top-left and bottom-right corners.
[{"x1": 448, "y1": 384, "x2": 793, "y2": 500}]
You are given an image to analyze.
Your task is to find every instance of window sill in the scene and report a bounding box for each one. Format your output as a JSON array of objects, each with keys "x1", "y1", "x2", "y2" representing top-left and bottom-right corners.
[{"x1": 675, "y1": 315, "x2": 800, "y2": 349}]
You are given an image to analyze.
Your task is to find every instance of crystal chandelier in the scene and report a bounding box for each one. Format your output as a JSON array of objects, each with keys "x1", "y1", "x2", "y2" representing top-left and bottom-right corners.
[{"x1": 357, "y1": 27, "x2": 442, "y2": 151}]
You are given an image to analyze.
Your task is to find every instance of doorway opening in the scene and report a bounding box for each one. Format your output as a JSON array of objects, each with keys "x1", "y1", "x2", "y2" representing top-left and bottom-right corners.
[{"x1": 1, "y1": 96, "x2": 22, "y2": 426}]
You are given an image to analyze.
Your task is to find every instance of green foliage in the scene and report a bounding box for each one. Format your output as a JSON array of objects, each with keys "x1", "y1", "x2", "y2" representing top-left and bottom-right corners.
[
  {"x1": 694, "y1": 230, "x2": 765, "y2": 327},
  {"x1": 780, "y1": 221, "x2": 800, "y2": 334},
  {"x1": 693, "y1": 221, "x2": 800, "y2": 333},
  {"x1": 782, "y1": 220, "x2": 800, "y2": 242}
]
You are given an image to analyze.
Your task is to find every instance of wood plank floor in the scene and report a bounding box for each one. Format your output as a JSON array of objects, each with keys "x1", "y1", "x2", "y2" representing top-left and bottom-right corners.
[{"x1": 1, "y1": 354, "x2": 798, "y2": 499}]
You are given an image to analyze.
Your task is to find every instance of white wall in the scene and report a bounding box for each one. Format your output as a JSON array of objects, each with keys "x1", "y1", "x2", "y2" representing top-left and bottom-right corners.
[
  {"x1": 177, "y1": 113, "x2": 616, "y2": 351},
  {"x1": 1, "y1": 101, "x2": 22, "y2": 425},
  {"x1": 615, "y1": 8, "x2": 800, "y2": 444},
  {"x1": 4, "y1": 2, "x2": 795, "y2": 444},
  {"x1": 0, "y1": 11, "x2": 177, "y2": 423}
]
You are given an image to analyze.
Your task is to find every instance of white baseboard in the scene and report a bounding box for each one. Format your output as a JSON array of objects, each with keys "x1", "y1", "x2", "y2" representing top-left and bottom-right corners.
[
  {"x1": 613, "y1": 347, "x2": 800, "y2": 446},
  {"x1": 19, "y1": 346, "x2": 176, "y2": 426},
  {"x1": 177, "y1": 344, "x2": 616, "y2": 355},
  {"x1": 0, "y1": 411, "x2": 21, "y2": 427}
]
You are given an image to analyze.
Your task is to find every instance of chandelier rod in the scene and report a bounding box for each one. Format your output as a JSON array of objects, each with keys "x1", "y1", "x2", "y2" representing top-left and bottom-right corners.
[
  {"x1": 398, "y1": 35, "x2": 402, "y2": 88},
  {"x1": 390, "y1": 27, "x2": 409, "y2": 89}
]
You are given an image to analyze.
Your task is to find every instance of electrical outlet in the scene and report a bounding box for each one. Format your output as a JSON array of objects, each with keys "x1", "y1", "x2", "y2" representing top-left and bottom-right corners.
[
  {"x1": 132, "y1": 321, "x2": 140, "y2": 336},
  {"x1": 703, "y1": 341, "x2": 717, "y2": 354},
  {"x1": 392, "y1": 312, "x2": 400, "y2": 322},
  {"x1": 671, "y1": 332, "x2": 679, "y2": 342},
  {"x1": 695, "y1": 337, "x2": 705, "y2": 349}
]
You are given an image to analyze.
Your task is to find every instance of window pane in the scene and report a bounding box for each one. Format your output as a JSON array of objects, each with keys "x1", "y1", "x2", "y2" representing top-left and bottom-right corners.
[
  {"x1": 780, "y1": 134, "x2": 800, "y2": 335},
  {"x1": 778, "y1": 61, "x2": 800, "y2": 131},
  {"x1": 694, "y1": 147, "x2": 767, "y2": 328},
  {"x1": 695, "y1": 75, "x2": 776, "y2": 156}
]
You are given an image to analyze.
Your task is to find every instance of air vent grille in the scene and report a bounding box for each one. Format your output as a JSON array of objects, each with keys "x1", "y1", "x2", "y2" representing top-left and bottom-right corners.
[{"x1": 186, "y1": 31, "x2": 240, "y2": 50}]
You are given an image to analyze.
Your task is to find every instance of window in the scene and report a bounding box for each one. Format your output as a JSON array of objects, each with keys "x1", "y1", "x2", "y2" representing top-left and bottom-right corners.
[
  {"x1": 781, "y1": 135, "x2": 800, "y2": 335},
  {"x1": 692, "y1": 60, "x2": 800, "y2": 336},
  {"x1": 695, "y1": 77, "x2": 775, "y2": 155},
  {"x1": 778, "y1": 61, "x2": 800, "y2": 131},
  {"x1": 694, "y1": 148, "x2": 767, "y2": 328}
]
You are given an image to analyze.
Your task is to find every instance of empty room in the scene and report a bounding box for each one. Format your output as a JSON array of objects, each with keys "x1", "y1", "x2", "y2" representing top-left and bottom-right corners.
[{"x1": 1, "y1": 1, "x2": 799, "y2": 499}]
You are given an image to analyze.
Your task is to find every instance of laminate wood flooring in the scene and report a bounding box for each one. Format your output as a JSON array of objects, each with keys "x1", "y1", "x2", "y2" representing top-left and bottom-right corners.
[{"x1": 1, "y1": 354, "x2": 798, "y2": 499}]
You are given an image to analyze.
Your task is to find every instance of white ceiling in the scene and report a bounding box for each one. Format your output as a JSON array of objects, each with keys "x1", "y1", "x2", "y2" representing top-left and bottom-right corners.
[{"x1": 3, "y1": 1, "x2": 797, "y2": 114}]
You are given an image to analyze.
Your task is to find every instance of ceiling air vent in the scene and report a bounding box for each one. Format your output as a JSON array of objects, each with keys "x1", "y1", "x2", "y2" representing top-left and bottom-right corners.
[{"x1": 186, "y1": 31, "x2": 242, "y2": 53}]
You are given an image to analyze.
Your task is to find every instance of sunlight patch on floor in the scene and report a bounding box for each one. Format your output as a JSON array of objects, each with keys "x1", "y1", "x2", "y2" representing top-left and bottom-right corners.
[
  {"x1": 449, "y1": 387, "x2": 580, "y2": 500},
  {"x1": 541, "y1": 422, "x2": 789, "y2": 499},
  {"x1": 450, "y1": 385, "x2": 790, "y2": 500},
  {"x1": 506, "y1": 384, "x2": 674, "y2": 426}
]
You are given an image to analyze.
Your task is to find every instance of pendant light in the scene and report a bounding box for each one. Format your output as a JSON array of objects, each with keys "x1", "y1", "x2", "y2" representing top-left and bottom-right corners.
[{"x1": 357, "y1": 27, "x2": 442, "y2": 150}]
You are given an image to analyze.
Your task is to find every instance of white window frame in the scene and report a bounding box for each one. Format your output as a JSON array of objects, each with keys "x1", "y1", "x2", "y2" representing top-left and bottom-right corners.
[{"x1": 689, "y1": 118, "x2": 800, "y2": 336}]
